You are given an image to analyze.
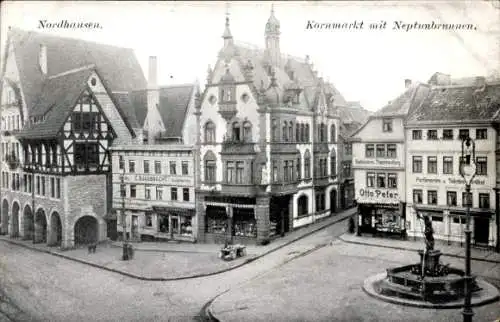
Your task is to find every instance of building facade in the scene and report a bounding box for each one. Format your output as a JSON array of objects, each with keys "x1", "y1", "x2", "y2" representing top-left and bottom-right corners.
[
  {"x1": 352, "y1": 81, "x2": 429, "y2": 238},
  {"x1": 405, "y1": 76, "x2": 500, "y2": 249},
  {"x1": 111, "y1": 145, "x2": 197, "y2": 242},
  {"x1": 194, "y1": 10, "x2": 366, "y2": 245},
  {"x1": 0, "y1": 28, "x2": 145, "y2": 248}
]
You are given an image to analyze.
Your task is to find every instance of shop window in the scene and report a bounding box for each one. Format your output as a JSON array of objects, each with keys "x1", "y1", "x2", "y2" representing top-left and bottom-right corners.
[
  {"x1": 143, "y1": 160, "x2": 150, "y2": 174},
  {"x1": 171, "y1": 187, "x2": 178, "y2": 200},
  {"x1": 427, "y1": 190, "x2": 438, "y2": 205},
  {"x1": 382, "y1": 118, "x2": 393, "y2": 132},
  {"x1": 413, "y1": 189, "x2": 423, "y2": 204},
  {"x1": 170, "y1": 161, "x2": 177, "y2": 175},
  {"x1": 145, "y1": 213, "x2": 153, "y2": 227},
  {"x1": 130, "y1": 185, "x2": 136, "y2": 198},
  {"x1": 183, "y1": 188, "x2": 190, "y2": 201},
  {"x1": 129, "y1": 160, "x2": 135, "y2": 173},
  {"x1": 412, "y1": 156, "x2": 422, "y2": 173},
  {"x1": 180, "y1": 216, "x2": 193, "y2": 236},
  {"x1": 447, "y1": 191, "x2": 457, "y2": 206},
  {"x1": 443, "y1": 156, "x2": 453, "y2": 174},
  {"x1": 412, "y1": 130, "x2": 422, "y2": 140},
  {"x1": 479, "y1": 193, "x2": 490, "y2": 209},
  {"x1": 427, "y1": 129, "x2": 438, "y2": 140},
  {"x1": 182, "y1": 161, "x2": 189, "y2": 175},
  {"x1": 367, "y1": 173, "x2": 375, "y2": 187},
  {"x1": 233, "y1": 208, "x2": 256, "y2": 237},
  {"x1": 387, "y1": 173, "x2": 397, "y2": 188},
  {"x1": 459, "y1": 129, "x2": 469, "y2": 140},
  {"x1": 155, "y1": 161, "x2": 161, "y2": 174},
  {"x1": 387, "y1": 144, "x2": 397, "y2": 158},
  {"x1": 205, "y1": 206, "x2": 227, "y2": 234},
  {"x1": 427, "y1": 156, "x2": 437, "y2": 174},
  {"x1": 158, "y1": 215, "x2": 169, "y2": 233},
  {"x1": 443, "y1": 129, "x2": 453, "y2": 140},
  {"x1": 374, "y1": 209, "x2": 401, "y2": 233},
  {"x1": 376, "y1": 144, "x2": 386, "y2": 158},
  {"x1": 476, "y1": 128, "x2": 487, "y2": 140},
  {"x1": 476, "y1": 157, "x2": 487, "y2": 175},
  {"x1": 156, "y1": 187, "x2": 163, "y2": 200},
  {"x1": 377, "y1": 173, "x2": 386, "y2": 188},
  {"x1": 365, "y1": 144, "x2": 374, "y2": 158},
  {"x1": 462, "y1": 192, "x2": 472, "y2": 207}
]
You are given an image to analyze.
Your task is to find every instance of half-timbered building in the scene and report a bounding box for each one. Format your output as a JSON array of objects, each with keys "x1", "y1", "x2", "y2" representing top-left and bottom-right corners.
[{"x1": 0, "y1": 28, "x2": 145, "y2": 248}]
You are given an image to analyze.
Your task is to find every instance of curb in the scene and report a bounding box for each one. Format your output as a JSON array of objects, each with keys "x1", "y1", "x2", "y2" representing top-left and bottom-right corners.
[
  {"x1": 338, "y1": 236, "x2": 500, "y2": 264},
  {"x1": 0, "y1": 211, "x2": 354, "y2": 282}
]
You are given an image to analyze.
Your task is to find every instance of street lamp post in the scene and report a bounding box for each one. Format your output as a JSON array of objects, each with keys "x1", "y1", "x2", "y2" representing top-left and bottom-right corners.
[
  {"x1": 460, "y1": 136, "x2": 476, "y2": 322},
  {"x1": 120, "y1": 168, "x2": 129, "y2": 261}
]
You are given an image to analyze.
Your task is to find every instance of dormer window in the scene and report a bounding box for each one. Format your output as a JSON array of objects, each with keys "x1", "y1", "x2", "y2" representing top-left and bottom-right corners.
[{"x1": 382, "y1": 118, "x2": 393, "y2": 132}]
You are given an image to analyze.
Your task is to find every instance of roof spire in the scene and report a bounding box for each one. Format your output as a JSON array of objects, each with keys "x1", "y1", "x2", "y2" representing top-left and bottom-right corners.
[{"x1": 222, "y1": 2, "x2": 233, "y2": 45}]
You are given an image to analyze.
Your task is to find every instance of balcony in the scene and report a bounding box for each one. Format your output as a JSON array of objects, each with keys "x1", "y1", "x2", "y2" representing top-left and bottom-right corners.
[
  {"x1": 221, "y1": 140, "x2": 257, "y2": 155},
  {"x1": 218, "y1": 103, "x2": 237, "y2": 120}
]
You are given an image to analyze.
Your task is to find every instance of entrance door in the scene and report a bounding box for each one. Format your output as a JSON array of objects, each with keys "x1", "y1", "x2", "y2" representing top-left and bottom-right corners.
[
  {"x1": 171, "y1": 216, "x2": 179, "y2": 238},
  {"x1": 330, "y1": 190, "x2": 337, "y2": 214},
  {"x1": 474, "y1": 217, "x2": 490, "y2": 245}
]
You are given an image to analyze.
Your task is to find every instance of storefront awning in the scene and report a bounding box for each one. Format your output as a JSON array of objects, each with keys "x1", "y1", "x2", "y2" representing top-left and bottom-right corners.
[{"x1": 152, "y1": 206, "x2": 194, "y2": 216}]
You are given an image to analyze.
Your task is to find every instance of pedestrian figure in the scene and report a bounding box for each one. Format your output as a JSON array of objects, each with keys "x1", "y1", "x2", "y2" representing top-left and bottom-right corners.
[{"x1": 88, "y1": 242, "x2": 97, "y2": 254}]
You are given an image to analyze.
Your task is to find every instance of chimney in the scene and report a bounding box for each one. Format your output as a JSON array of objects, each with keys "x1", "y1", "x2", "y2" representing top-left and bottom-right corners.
[
  {"x1": 39, "y1": 44, "x2": 47, "y2": 75},
  {"x1": 147, "y1": 56, "x2": 160, "y2": 144},
  {"x1": 405, "y1": 79, "x2": 412, "y2": 88}
]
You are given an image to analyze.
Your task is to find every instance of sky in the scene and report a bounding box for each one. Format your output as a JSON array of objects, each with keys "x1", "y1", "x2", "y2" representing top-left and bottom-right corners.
[{"x1": 1, "y1": 1, "x2": 499, "y2": 111}]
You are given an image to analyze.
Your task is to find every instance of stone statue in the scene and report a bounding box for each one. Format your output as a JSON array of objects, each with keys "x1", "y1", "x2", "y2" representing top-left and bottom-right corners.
[{"x1": 422, "y1": 215, "x2": 435, "y2": 251}]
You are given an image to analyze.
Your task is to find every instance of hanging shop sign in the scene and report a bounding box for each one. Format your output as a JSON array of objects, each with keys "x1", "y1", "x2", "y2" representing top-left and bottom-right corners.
[{"x1": 356, "y1": 188, "x2": 400, "y2": 204}]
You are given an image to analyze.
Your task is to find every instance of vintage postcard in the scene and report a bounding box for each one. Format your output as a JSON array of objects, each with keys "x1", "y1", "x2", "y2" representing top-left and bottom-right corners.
[{"x1": 0, "y1": 1, "x2": 499, "y2": 321}]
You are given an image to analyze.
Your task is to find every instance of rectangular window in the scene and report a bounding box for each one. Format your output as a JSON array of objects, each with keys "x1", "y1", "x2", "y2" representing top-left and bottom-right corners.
[
  {"x1": 154, "y1": 161, "x2": 161, "y2": 174},
  {"x1": 156, "y1": 187, "x2": 163, "y2": 200},
  {"x1": 412, "y1": 130, "x2": 422, "y2": 140},
  {"x1": 376, "y1": 144, "x2": 386, "y2": 158},
  {"x1": 273, "y1": 160, "x2": 279, "y2": 182},
  {"x1": 377, "y1": 173, "x2": 386, "y2": 188},
  {"x1": 236, "y1": 161, "x2": 244, "y2": 183},
  {"x1": 145, "y1": 213, "x2": 153, "y2": 227},
  {"x1": 143, "y1": 160, "x2": 150, "y2": 174},
  {"x1": 23, "y1": 174, "x2": 27, "y2": 192},
  {"x1": 479, "y1": 193, "x2": 490, "y2": 209},
  {"x1": 476, "y1": 157, "x2": 487, "y2": 175},
  {"x1": 459, "y1": 129, "x2": 469, "y2": 140},
  {"x1": 50, "y1": 177, "x2": 55, "y2": 198},
  {"x1": 427, "y1": 190, "x2": 438, "y2": 205},
  {"x1": 427, "y1": 130, "x2": 438, "y2": 140},
  {"x1": 205, "y1": 160, "x2": 216, "y2": 183},
  {"x1": 447, "y1": 191, "x2": 457, "y2": 206},
  {"x1": 443, "y1": 156, "x2": 453, "y2": 174},
  {"x1": 386, "y1": 144, "x2": 397, "y2": 158},
  {"x1": 41, "y1": 176, "x2": 46, "y2": 196},
  {"x1": 476, "y1": 128, "x2": 487, "y2": 140},
  {"x1": 382, "y1": 118, "x2": 393, "y2": 132},
  {"x1": 170, "y1": 161, "x2": 177, "y2": 175},
  {"x1": 129, "y1": 160, "x2": 135, "y2": 173},
  {"x1": 462, "y1": 192, "x2": 472, "y2": 207},
  {"x1": 183, "y1": 188, "x2": 190, "y2": 201},
  {"x1": 130, "y1": 184, "x2": 137, "y2": 198},
  {"x1": 453, "y1": 217, "x2": 466, "y2": 224},
  {"x1": 443, "y1": 129, "x2": 453, "y2": 140},
  {"x1": 387, "y1": 173, "x2": 397, "y2": 188},
  {"x1": 283, "y1": 161, "x2": 289, "y2": 181},
  {"x1": 427, "y1": 156, "x2": 437, "y2": 174},
  {"x1": 171, "y1": 187, "x2": 178, "y2": 200},
  {"x1": 365, "y1": 144, "x2": 374, "y2": 158},
  {"x1": 342, "y1": 162, "x2": 351, "y2": 178},
  {"x1": 345, "y1": 144, "x2": 352, "y2": 156},
  {"x1": 412, "y1": 156, "x2": 422, "y2": 173},
  {"x1": 182, "y1": 161, "x2": 189, "y2": 175},
  {"x1": 74, "y1": 143, "x2": 99, "y2": 167},
  {"x1": 413, "y1": 189, "x2": 423, "y2": 204},
  {"x1": 120, "y1": 184, "x2": 126, "y2": 197},
  {"x1": 55, "y1": 178, "x2": 60, "y2": 198},
  {"x1": 145, "y1": 186, "x2": 151, "y2": 200},
  {"x1": 119, "y1": 156, "x2": 124, "y2": 170},
  {"x1": 227, "y1": 161, "x2": 235, "y2": 183},
  {"x1": 367, "y1": 172, "x2": 375, "y2": 187}
]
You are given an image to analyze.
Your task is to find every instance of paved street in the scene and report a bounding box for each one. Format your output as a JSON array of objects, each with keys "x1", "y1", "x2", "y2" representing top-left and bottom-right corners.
[{"x1": 0, "y1": 213, "x2": 499, "y2": 322}]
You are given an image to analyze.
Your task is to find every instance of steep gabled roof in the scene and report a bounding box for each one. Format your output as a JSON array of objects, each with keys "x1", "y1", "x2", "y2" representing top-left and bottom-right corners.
[
  {"x1": 407, "y1": 81, "x2": 500, "y2": 123},
  {"x1": 8, "y1": 27, "x2": 147, "y2": 112},
  {"x1": 373, "y1": 83, "x2": 430, "y2": 117}
]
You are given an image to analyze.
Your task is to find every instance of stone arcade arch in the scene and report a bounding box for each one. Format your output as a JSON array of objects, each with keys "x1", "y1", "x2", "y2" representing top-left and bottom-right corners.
[
  {"x1": 23, "y1": 205, "x2": 34, "y2": 240},
  {"x1": 48, "y1": 212, "x2": 62, "y2": 246},
  {"x1": 10, "y1": 202, "x2": 20, "y2": 237},
  {"x1": 74, "y1": 216, "x2": 98, "y2": 245},
  {"x1": 34, "y1": 208, "x2": 47, "y2": 244},
  {"x1": 1, "y1": 199, "x2": 8, "y2": 235}
]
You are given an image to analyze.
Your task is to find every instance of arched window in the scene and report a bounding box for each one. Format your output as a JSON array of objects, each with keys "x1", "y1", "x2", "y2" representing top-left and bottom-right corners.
[
  {"x1": 330, "y1": 148, "x2": 337, "y2": 176},
  {"x1": 204, "y1": 121, "x2": 216, "y2": 143},
  {"x1": 243, "y1": 121, "x2": 252, "y2": 142},
  {"x1": 232, "y1": 122, "x2": 241, "y2": 141},
  {"x1": 330, "y1": 124, "x2": 336, "y2": 143},
  {"x1": 305, "y1": 124, "x2": 310, "y2": 142},
  {"x1": 300, "y1": 124, "x2": 305, "y2": 142},
  {"x1": 296, "y1": 155, "x2": 301, "y2": 180},
  {"x1": 298, "y1": 195, "x2": 308, "y2": 216},
  {"x1": 204, "y1": 150, "x2": 217, "y2": 183},
  {"x1": 272, "y1": 119, "x2": 278, "y2": 142},
  {"x1": 288, "y1": 122, "x2": 293, "y2": 142},
  {"x1": 304, "y1": 150, "x2": 311, "y2": 178},
  {"x1": 282, "y1": 121, "x2": 288, "y2": 142}
]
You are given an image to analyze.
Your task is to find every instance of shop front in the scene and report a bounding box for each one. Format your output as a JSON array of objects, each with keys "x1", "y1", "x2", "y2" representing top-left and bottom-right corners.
[
  {"x1": 357, "y1": 202, "x2": 406, "y2": 239},
  {"x1": 152, "y1": 206, "x2": 195, "y2": 242}
]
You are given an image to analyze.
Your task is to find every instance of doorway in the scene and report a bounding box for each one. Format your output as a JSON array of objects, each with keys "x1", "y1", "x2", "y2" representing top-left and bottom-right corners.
[
  {"x1": 330, "y1": 189, "x2": 337, "y2": 214},
  {"x1": 474, "y1": 217, "x2": 490, "y2": 245}
]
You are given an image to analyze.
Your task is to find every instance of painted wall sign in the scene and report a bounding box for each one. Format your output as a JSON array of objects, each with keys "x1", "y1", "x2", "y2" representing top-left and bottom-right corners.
[
  {"x1": 357, "y1": 188, "x2": 400, "y2": 204},
  {"x1": 119, "y1": 174, "x2": 192, "y2": 185},
  {"x1": 354, "y1": 159, "x2": 401, "y2": 166},
  {"x1": 415, "y1": 177, "x2": 486, "y2": 185}
]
